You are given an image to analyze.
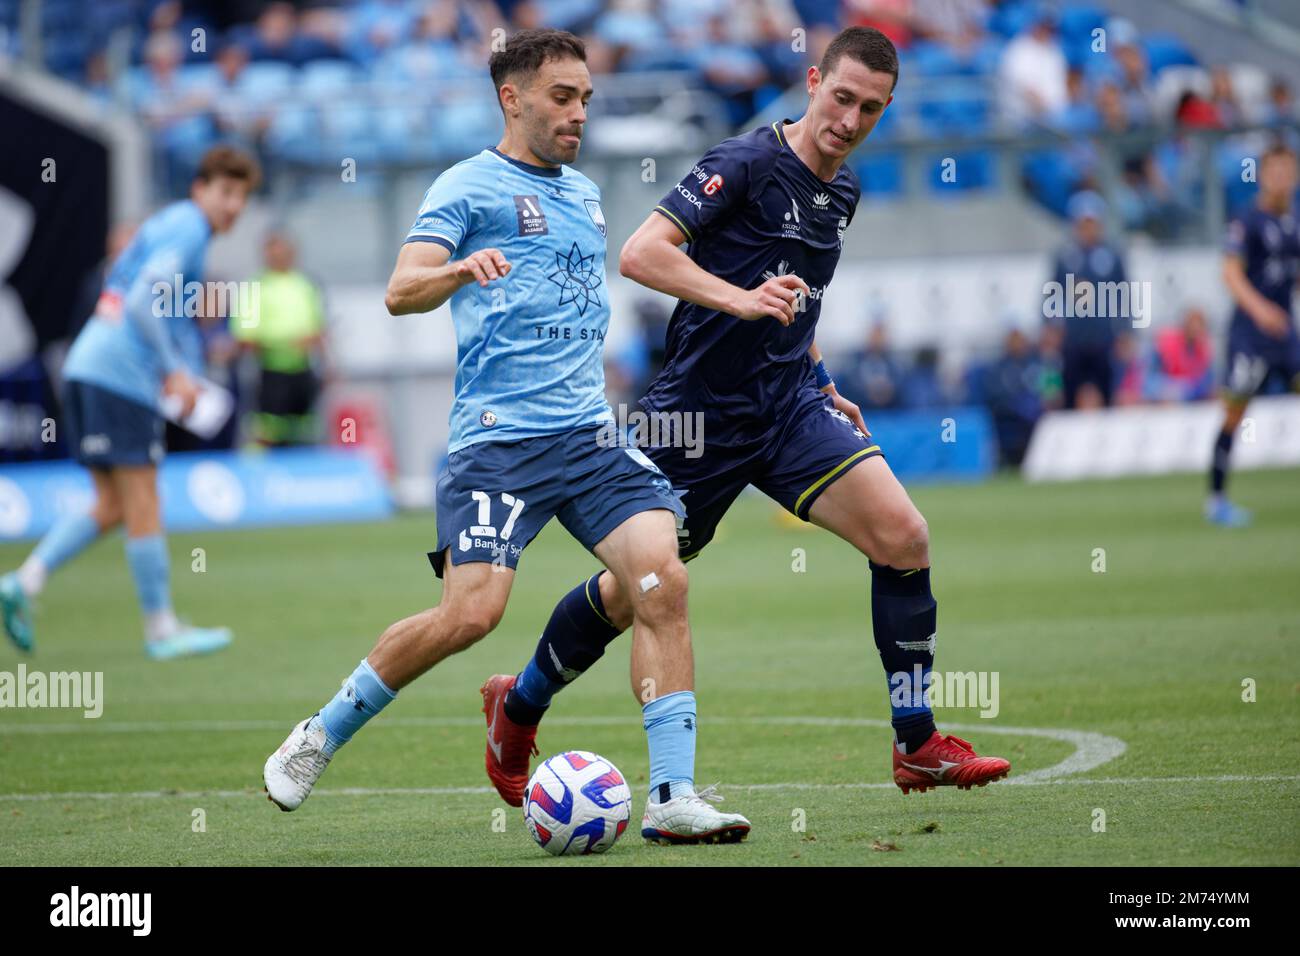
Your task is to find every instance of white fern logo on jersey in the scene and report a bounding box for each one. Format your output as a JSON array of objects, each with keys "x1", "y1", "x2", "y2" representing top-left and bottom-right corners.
[{"x1": 812, "y1": 192, "x2": 830, "y2": 209}]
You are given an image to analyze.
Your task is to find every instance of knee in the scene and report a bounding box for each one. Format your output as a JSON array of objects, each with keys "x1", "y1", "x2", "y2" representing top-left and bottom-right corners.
[
  {"x1": 875, "y1": 510, "x2": 930, "y2": 568},
  {"x1": 441, "y1": 600, "x2": 504, "y2": 653},
  {"x1": 631, "y1": 557, "x2": 688, "y2": 624},
  {"x1": 93, "y1": 497, "x2": 123, "y2": 531}
]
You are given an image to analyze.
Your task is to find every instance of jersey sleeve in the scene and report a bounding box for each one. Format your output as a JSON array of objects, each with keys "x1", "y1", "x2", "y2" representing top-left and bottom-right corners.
[
  {"x1": 653, "y1": 140, "x2": 757, "y2": 243},
  {"x1": 122, "y1": 243, "x2": 191, "y2": 373},
  {"x1": 405, "y1": 165, "x2": 475, "y2": 254},
  {"x1": 1224, "y1": 215, "x2": 1249, "y2": 258}
]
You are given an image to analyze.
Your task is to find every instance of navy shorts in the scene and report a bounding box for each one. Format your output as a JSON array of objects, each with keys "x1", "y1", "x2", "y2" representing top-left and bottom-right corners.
[
  {"x1": 1222, "y1": 334, "x2": 1300, "y2": 400},
  {"x1": 62, "y1": 379, "x2": 165, "y2": 470},
  {"x1": 642, "y1": 387, "x2": 882, "y2": 561},
  {"x1": 430, "y1": 424, "x2": 686, "y2": 578}
]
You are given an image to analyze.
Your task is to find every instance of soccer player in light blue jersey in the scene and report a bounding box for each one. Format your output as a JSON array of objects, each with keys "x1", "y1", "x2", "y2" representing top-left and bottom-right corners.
[
  {"x1": 264, "y1": 30, "x2": 750, "y2": 846},
  {"x1": 0, "y1": 146, "x2": 259, "y2": 661}
]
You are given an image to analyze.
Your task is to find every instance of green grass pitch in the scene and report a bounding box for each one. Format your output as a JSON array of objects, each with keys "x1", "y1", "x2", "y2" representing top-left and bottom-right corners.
[{"x1": 1, "y1": 467, "x2": 1297, "y2": 866}]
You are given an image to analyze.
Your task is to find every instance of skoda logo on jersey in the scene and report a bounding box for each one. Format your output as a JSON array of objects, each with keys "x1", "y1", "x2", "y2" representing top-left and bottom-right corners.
[
  {"x1": 585, "y1": 199, "x2": 606, "y2": 237},
  {"x1": 480, "y1": 410, "x2": 497, "y2": 428}
]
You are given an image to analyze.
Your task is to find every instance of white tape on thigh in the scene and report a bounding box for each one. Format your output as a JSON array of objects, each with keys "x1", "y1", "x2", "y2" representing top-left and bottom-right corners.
[{"x1": 639, "y1": 572, "x2": 661, "y2": 593}]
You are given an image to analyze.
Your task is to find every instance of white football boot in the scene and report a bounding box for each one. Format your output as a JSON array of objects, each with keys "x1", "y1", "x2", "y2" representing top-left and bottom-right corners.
[
  {"x1": 641, "y1": 784, "x2": 751, "y2": 845},
  {"x1": 263, "y1": 717, "x2": 333, "y2": 811}
]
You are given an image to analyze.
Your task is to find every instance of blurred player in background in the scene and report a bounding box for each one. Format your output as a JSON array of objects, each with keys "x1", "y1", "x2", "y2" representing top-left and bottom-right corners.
[
  {"x1": 1208, "y1": 141, "x2": 1300, "y2": 527},
  {"x1": 0, "y1": 146, "x2": 259, "y2": 659},
  {"x1": 233, "y1": 231, "x2": 327, "y2": 447},
  {"x1": 263, "y1": 30, "x2": 751, "y2": 845},
  {"x1": 484, "y1": 26, "x2": 1011, "y2": 808}
]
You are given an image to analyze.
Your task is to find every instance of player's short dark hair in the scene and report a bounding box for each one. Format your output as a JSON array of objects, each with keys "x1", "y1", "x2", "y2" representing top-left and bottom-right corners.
[
  {"x1": 195, "y1": 145, "x2": 261, "y2": 191},
  {"x1": 1261, "y1": 138, "x2": 1297, "y2": 163},
  {"x1": 819, "y1": 26, "x2": 899, "y2": 91},
  {"x1": 489, "y1": 29, "x2": 586, "y2": 92}
]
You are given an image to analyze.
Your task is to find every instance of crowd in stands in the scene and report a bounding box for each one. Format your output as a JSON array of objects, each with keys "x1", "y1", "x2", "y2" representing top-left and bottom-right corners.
[{"x1": 4, "y1": 0, "x2": 1296, "y2": 229}]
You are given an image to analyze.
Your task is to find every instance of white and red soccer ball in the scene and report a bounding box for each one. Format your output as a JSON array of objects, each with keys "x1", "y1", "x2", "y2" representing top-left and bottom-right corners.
[{"x1": 523, "y1": 750, "x2": 632, "y2": 856}]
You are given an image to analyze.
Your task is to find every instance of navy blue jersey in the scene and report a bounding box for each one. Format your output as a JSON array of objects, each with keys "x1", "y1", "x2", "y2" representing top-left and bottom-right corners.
[
  {"x1": 642, "y1": 121, "x2": 860, "y2": 448},
  {"x1": 1224, "y1": 204, "x2": 1300, "y2": 355}
]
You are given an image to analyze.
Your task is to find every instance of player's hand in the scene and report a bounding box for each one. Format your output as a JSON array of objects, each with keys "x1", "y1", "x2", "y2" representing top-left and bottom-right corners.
[
  {"x1": 824, "y1": 384, "x2": 871, "y2": 438},
  {"x1": 735, "y1": 274, "x2": 810, "y2": 325},
  {"x1": 1251, "y1": 303, "x2": 1292, "y2": 339},
  {"x1": 455, "y1": 249, "x2": 511, "y2": 288},
  {"x1": 163, "y1": 370, "x2": 200, "y2": 418}
]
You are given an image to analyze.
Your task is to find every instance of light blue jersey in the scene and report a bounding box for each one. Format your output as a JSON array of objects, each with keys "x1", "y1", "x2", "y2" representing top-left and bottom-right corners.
[
  {"x1": 63, "y1": 200, "x2": 211, "y2": 410},
  {"x1": 405, "y1": 148, "x2": 614, "y2": 452}
]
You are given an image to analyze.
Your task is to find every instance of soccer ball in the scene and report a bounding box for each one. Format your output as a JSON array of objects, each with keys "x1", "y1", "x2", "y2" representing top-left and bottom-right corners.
[{"x1": 523, "y1": 750, "x2": 632, "y2": 856}]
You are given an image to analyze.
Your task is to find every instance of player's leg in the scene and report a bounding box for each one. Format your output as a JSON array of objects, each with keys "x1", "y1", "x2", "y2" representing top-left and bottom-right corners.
[
  {"x1": 484, "y1": 437, "x2": 744, "y2": 811},
  {"x1": 592, "y1": 507, "x2": 749, "y2": 844},
  {"x1": 1, "y1": 468, "x2": 120, "y2": 652},
  {"x1": 265, "y1": 555, "x2": 514, "y2": 812},
  {"x1": 806, "y1": 455, "x2": 1010, "y2": 792},
  {"x1": 762, "y1": 393, "x2": 1008, "y2": 793},
  {"x1": 114, "y1": 464, "x2": 231, "y2": 659},
  {"x1": 1208, "y1": 346, "x2": 1268, "y2": 526}
]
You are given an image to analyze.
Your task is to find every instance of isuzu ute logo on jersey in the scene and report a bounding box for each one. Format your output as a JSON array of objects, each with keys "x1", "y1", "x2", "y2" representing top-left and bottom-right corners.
[
  {"x1": 782, "y1": 197, "x2": 800, "y2": 237},
  {"x1": 514, "y1": 195, "x2": 548, "y2": 236}
]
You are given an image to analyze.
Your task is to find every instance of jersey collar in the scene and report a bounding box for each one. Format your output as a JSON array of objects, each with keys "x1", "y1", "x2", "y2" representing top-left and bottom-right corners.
[{"x1": 488, "y1": 147, "x2": 563, "y2": 178}]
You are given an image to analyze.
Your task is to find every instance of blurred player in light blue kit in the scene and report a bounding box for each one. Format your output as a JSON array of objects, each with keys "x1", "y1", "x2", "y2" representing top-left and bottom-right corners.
[
  {"x1": 0, "y1": 146, "x2": 260, "y2": 660},
  {"x1": 263, "y1": 30, "x2": 749, "y2": 845}
]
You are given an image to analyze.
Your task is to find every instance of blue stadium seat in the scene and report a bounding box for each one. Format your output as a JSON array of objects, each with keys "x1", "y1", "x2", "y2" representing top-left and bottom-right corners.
[
  {"x1": 236, "y1": 61, "x2": 296, "y2": 101},
  {"x1": 1141, "y1": 33, "x2": 1198, "y2": 73},
  {"x1": 853, "y1": 152, "x2": 904, "y2": 198},
  {"x1": 299, "y1": 59, "x2": 360, "y2": 99}
]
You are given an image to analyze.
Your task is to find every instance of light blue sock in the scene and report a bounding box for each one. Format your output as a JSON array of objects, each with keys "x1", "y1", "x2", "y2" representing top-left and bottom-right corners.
[
  {"x1": 643, "y1": 690, "x2": 696, "y2": 802},
  {"x1": 123, "y1": 535, "x2": 172, "y2": 614},
  {"x1": 314, "y1": 659, "x2": 397, "y2": 755},
  {"x1": 30, "y1": 511, "x2": 100, "y2": 576}
]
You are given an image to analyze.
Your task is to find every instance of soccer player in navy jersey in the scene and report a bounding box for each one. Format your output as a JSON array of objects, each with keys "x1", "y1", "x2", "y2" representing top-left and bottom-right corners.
[
  {"x1": 484, "y1": 27, "x2": 1010, "y2": 812},
  {"x1": 263, "y1": 30, "x2": 750, "y2": 845},
  {"x1": 0, "y1": 146, "x2": 257, "y2": 660},
  {"x1": 1207, "y1": 141, "x2": 1300, "y2": 527}
]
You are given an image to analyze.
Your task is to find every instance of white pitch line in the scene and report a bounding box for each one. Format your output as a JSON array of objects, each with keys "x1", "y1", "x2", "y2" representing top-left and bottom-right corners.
[
  {"x1": 0, "y1": 714, "x2": 1127, "y2": 785},
  {"x1": 1, "y1": 775, "x2": 1297, "y2": 803}
]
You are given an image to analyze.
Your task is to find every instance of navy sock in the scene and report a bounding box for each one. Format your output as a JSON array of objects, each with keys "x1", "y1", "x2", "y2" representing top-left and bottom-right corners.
[
  {"x1": 504, "y1": 573, "x2": 624, "y2": 725},
  {"x1": 1210, "y1": 428, "x2": 1233, "y2": 495},
  {"x1": 870, "y1": 560, "x2": 938, "y2": 754}
]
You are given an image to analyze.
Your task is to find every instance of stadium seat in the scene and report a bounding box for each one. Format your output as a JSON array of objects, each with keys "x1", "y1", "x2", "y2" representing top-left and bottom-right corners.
[{"x1": 1141, "y1": 33, "x2": 1198, "y2": 74}]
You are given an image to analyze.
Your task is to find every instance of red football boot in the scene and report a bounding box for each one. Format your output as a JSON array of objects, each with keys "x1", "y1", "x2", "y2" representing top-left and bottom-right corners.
[
  {"x1": 481, "y1": 674, "x2": 539, "y2": 807},
  {"x1": 893, "y1": 731, "x2": 1010, "y2": 794}
]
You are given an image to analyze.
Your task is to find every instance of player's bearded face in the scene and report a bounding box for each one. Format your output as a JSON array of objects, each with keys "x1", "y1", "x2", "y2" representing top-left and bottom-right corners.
[
  {"x1": 809, "y1": 60, "x2": 894, "y2": 158},
  {"x1": 520, "y1": 59, "x2": 592, "y2": 166}
]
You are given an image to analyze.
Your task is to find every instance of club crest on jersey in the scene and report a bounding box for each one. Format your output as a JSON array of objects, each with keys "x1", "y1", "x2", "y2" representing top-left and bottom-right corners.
[
  {"x1": 513, "y1": 195, "x2": 548, "y2": 236},
  {"x1": 584, "y1": 199, "x2": 606, "y2": 237}
]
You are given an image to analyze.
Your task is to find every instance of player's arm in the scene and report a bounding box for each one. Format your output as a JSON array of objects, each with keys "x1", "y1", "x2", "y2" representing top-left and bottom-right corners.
[
  {"x1": 808, "y1": 340, "x2": 870, "y2": 437},
  {"x1": 1222, "y1": 254, "x2": 1291, "y2": 339},
  {"x1": 122, "y1": 251, "x2": 199, "y2": 415},
  {"x1": 384, "y1": 241, "x2": 510, "y2": 316},
  {"x1": 620, "y1": 213, "x2": 807, "y2": 326}
]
